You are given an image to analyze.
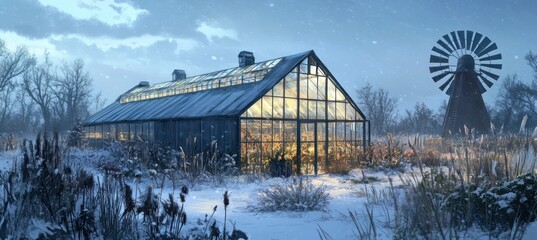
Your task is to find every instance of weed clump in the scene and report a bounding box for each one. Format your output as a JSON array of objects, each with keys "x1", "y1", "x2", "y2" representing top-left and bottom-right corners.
[{"x1": 254, "y1": 177, "x2": 329, "y2": 212}]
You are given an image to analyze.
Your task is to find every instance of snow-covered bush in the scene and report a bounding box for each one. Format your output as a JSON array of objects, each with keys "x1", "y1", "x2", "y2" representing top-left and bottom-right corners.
[
  {"x1": 104, "y1": 140, "x2": 178, "y2": 177},
  {"x1": 443, "y1": 173, "x2": 537, "y2": 231},
  {"x1": 253, "y1": 177, "x2": 330, "y2": 212},
  {"x1": 0, "y1": 132, "x2": 98, "y2": 239}
]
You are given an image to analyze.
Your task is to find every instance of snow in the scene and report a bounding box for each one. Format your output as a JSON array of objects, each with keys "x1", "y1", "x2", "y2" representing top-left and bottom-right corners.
[
  {"x1": 524, "y1": 221, "x2": 537, "y2": 240},
  {"x1": 0, "y1": 150, "x2": 18, "y2": 171},
  {"x1": 4, "y1": 148, "x2": 537, "y2": 239},
  {"x1": 124, "y1": 167, "x2": 407, "y2": 239}
]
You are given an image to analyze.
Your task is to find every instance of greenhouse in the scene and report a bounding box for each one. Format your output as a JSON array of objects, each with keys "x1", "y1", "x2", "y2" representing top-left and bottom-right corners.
[{"x1": 84, "y1": 50, "x2": 370, "y2": 174}]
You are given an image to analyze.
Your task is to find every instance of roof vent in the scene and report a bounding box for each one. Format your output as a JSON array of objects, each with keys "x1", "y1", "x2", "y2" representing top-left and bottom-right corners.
[
  {"x1": 238, "y1": 51, "x2": 255, "y2": 67},
  {"x1": 138, "y1": 81, "x2": 150, "y2": 87},
  {"x1": 172, "y1": 69, "x2": 186, "y2": 81}
]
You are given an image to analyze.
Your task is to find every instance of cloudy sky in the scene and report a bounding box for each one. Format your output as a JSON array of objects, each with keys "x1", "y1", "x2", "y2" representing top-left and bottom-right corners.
[{"x1": 0, "y1": 0, "x2": 536, "y2": 112}]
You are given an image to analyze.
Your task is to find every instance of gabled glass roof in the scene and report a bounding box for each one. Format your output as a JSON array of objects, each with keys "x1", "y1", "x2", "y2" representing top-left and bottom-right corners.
[{"x1": 120, "y1": 58, "x2": 282, "y2": 103}]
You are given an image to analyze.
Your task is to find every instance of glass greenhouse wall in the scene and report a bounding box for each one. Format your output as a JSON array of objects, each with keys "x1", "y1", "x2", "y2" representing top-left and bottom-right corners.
[
  {"x1": 83, "y1": 50, "x2": 369, "y2": 175},
  {"x1": 84, "y1": 119, "x2": 237, "y2": 156},
  {"x1": 239, "y1": 55, "x2": 367, "y2": 175}
]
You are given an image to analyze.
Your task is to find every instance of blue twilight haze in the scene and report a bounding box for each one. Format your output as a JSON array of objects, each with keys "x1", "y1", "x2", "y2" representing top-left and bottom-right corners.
[{"x1": 0, "y1": 0, "x2": 535, "y2": 111}]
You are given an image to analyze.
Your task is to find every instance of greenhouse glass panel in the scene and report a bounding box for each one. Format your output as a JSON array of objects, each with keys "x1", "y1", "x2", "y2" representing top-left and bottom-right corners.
[
  {"x1": 262, "y1": 96, "x2": 272, "y2": 118},
  {"x1": 273, "y1": 97, "x2": 284, "y2": 118},
  {"x1": 336, "y1": 122, "x2": 345, "y2": 141},
  {"x1": 262, "y1": 120, "x2": 272, "y2": 142},
  {"x1": 284, "y1": 98, "x2": 298, "y2": 119},
  {"x1": 103, "y1": 124, "x2": 111, "y2": 140},
  {"x1": 110, "y1": 124, "x2": 117, "y2": 141},
  {"x1": 346, "y1": 103, "x2": 356, "y2": 121},
  {"x1": 300, "y1": 123, "x2": 315, "y2": 142},
  {"x1": 245, "y1": 98, "x2": 262, "y2": 118},
  {"x1": 317, "y1": 101, "x2": 326, "y2": 120},
  {"x1": 284, "y1": 121, "x2": 297, "y2": 142},
  {"x1": 308, "y1": 76, "x2": 318, "y2": 99},
  {"x1": 309, "y1": 65, "x2": 317, "y2": 75},
  {"x1": 299, "y1": 74, "x2": 308, "y2": 99},
  {"x1": 299, "y1": 100, "x2": 308, "y2": 119},
  {"x1": 284, "y1": 74, "x2": 298, "y2": 98},
  {"x1": 327, "y1": 102, "x2": 336, "y2": 120},
  {"x1": 336, "y1": 102, "x2": 346, "y2": 120},
  {"x1": 317, "y1": 76, "x2": 326, "y2": 100},
  {"x1": 273, "y1": 120, "x2": 283, "y2": 142},
  {"x1": 335, "y1": 87, "x2": 345, "y2": 102},
  {"x1": 273, "y1": 80, "x2": 284, "y2": 97},
  {"x1": 308, "y1": 100, "x2": 316, "y2": 119},
  {"x1": 317, "y1": 123, "x2": 326, "y2": 141},
  {"x1": 327, "y1": 80, "x2": 336, "y2": 101}
]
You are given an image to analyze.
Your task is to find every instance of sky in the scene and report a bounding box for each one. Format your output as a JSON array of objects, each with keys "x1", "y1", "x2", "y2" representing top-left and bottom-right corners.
[{"x1": 0, "y1": 0, "x2": 536, "y2": 113}]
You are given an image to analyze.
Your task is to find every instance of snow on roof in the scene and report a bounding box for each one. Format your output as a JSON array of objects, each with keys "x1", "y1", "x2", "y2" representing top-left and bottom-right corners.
[{"x1": 84, "y1": 51, "x2": 311, "y2": 125}]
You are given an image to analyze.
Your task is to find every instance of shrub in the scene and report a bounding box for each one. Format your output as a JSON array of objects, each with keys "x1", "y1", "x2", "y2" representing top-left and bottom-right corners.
[
  {"x1": 253, "y1": 177, "x2": 329, "y2": 212},
  {"x1": 442, "y1": 173, "x2": 537, "y2": 231},
  {"x1": 325, "y1": 159, "x2": 355, "y2": 175}
]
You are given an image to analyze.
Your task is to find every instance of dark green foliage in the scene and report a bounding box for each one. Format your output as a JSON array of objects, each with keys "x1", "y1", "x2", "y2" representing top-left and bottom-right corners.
[{"x1": 443, "y1": 173, "x2": 537, "y2": 231}]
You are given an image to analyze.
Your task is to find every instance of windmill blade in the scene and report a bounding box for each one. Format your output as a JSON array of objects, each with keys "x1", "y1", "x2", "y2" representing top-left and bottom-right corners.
[
  {"x1": 457, "y1": 31, "x2": 466, "y2": 49},
  {"x1": 479, "y1": 75, "x2": 494, "y2": 88},
  {"x1": 429, "y1": 65, "x2": 450, "y2": 73},
  {"x1": 477, "y1": 80, "x2": 487, "y2": 94},
  {"x1": 430, "y1": 55, "x2": 449, "y2": 64},
  {"x1": 439, "y1": 74, "x2": 455, "y2": 91},
  {"x1": 432, "y1": 71, "x2": 450, "y2": 82},
  {"x1": 477, "y1": 43, "x2": 498, "y2": 57},
  {"x1": 466, "y1": 30, "x2": 474, "y2": 50},
  {"x1": 479, "y1": 53, "x2": 502, "y2": 61},
  {"x1": 450, "y1": 31, "x2": 461, "y2": 49},
  {"x1": 481, "y1": 69, "x2": 500, "y2": 80},
  {"x1": 481, "y1": 63, "x2": 502, "y2": 70},
  {"x1": 474, "y1": 37, "x2": 492, "y2": 56},
  {"x1": 437, "y1": 40, "x2": 453, "y2": 53},
  {"x1": 432, "y1": 46, "x2": 450, "y2": 57},
  {"x1": 443, "y1": 34, "x2": 457, "y2": 52},
  {"x1": 471, "y1": 32, "x2": 483, "y2": 51}
]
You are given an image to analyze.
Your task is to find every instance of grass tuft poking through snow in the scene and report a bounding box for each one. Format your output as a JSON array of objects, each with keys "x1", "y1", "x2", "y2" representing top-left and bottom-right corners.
[{"x1": 252, "y1": 177, "x2": 330, "y2": 212}]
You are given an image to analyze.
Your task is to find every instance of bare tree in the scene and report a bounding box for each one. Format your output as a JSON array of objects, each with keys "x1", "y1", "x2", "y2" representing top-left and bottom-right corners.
[
  {"x1": 396, "y1": 102, "x2": 440, "y2": 134},
  {"x1": 52, "y1": 59, "x2": 92, "y2": 129},
  {"x1": 0, "y1": 39, "x2": 34, "y2": 93},
  {"x1": 14, "y1": 87, "x2": 39, "y2": 134},
  {"x1": 357, "y1": 83, "x2": 398, "y2": 135},
  {"x1": 0, "y1": 84, "x2": 15, "y2": 130},
  {"x1": 22, "y1": 52, "x2": 55, "y2": 130},
  {"x1": 91, "y1": 91, "x2": 107, "y2": 115},
  {"x1": 492, "y1": 51, "x2": 537, "y2": 132},
  {"x1": 526, "y1": 51, "x2": 537, "y2": 74}
]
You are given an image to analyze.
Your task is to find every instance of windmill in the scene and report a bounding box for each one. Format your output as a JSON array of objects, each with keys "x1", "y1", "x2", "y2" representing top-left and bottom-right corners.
[{"x1": 429, "y1": 30, "x2": 502, "y2": 137}]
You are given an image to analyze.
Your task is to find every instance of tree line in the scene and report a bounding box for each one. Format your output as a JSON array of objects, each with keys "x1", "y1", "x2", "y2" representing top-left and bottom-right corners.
[
  {"x1": 357, "y1": 51, "x2": 537, "y2": 136},
  {"x1": 0, "y1": 39, "x2": 101, "y2": 135}
]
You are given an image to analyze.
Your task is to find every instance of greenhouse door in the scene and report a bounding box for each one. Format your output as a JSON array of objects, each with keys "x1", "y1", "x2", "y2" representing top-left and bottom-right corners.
[{"x1": 299, "y1": 122, "x2": 318, "y2": 175}]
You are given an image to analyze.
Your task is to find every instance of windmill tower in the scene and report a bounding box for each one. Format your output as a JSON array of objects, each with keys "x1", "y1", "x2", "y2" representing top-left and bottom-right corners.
[{"x1": 429, "y1": 30, "x2": 502, "y2": 137}]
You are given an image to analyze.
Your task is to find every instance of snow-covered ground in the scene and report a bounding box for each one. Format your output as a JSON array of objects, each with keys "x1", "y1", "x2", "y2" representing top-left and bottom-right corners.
[
  {"x1": 128, "y1": 168, "x2": 405, "y2": 239},
  {"x1": 2, "y1": 149, "x2": 536, "y2": 239},
  {"x1": 0, "y1": 150, "x2": 17, "y2": 171}
]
